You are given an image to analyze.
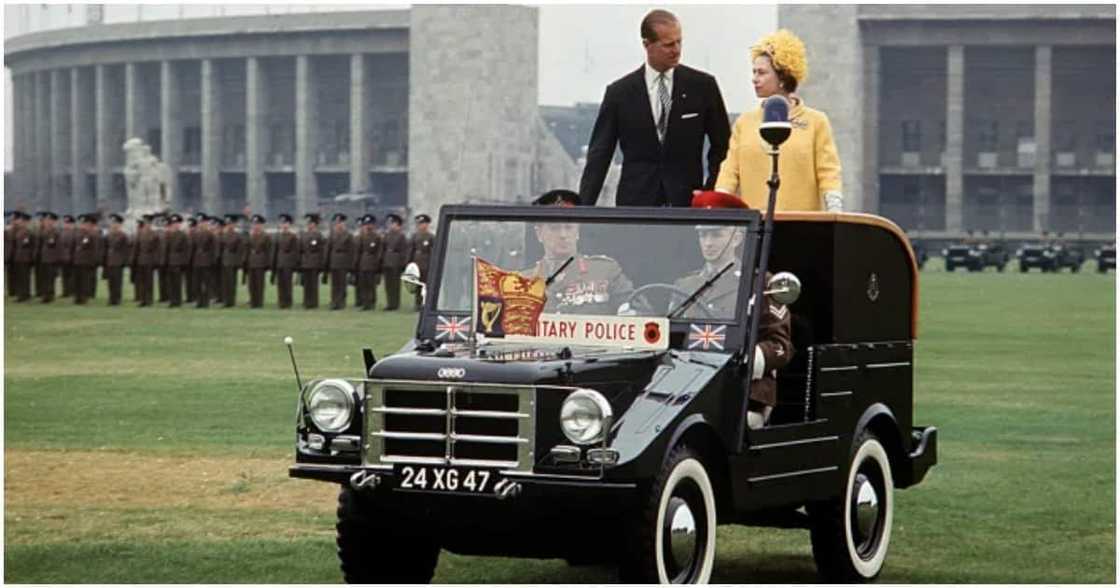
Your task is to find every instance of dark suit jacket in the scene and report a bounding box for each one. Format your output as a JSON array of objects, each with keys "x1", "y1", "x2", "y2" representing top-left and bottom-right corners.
[{"x1": 579, "y1": 64, "x2": 730, "y2": 207}]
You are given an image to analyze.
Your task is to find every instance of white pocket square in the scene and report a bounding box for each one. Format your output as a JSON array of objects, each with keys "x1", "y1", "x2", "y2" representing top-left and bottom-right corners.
[{"x1": 681, "y1": 112, "x2": 700, "y2": 119}]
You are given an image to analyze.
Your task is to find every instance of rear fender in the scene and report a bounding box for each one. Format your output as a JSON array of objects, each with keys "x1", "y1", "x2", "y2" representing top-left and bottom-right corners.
[{"x1": 854, "y1": 403, "x2": 905, "y2": 483}]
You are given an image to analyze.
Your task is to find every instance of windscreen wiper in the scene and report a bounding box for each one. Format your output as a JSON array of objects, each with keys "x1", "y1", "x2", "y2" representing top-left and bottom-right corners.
[{"x1": 667, "y1": 261, "x2": 735, "y2": 319}]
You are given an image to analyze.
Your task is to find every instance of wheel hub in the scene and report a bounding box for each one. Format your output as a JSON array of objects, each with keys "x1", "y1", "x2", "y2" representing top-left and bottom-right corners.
[
  {"x1": 665, "y1": 496, "x2": 697, "y2": 574},
  {"x1": 852, "y1": 472, "x2": 881, "y2": 548}
]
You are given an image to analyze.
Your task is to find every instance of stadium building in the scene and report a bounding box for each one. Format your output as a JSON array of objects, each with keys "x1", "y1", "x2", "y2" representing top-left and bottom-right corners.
[{"x1": 4, "y1": 5, "x2": 578, "y2": 218}]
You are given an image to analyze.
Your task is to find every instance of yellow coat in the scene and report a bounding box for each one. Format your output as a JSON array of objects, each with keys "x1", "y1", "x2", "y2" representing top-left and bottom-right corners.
[{"x1": 714, "y1": 98, "x2": 842, "y2": 211}]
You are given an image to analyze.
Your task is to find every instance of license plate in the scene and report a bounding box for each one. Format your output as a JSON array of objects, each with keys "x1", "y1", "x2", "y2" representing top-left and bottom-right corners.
[{"x1": 395, "y1": 465, "x2": 505, "y2": 495}]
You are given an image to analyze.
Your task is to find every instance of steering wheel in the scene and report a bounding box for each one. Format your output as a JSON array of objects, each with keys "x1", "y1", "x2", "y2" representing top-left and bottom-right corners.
[{"x1": 625, "y1": 283, "x2": 716, "y2": 320}]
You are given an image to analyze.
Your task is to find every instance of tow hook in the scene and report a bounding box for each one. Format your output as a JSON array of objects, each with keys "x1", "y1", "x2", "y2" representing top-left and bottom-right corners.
[
  {"x1": 349, "y1": 470, "x2": 382, "y2": 491},
  {"x1": 494, "y1": 479, "x2": 522, "y2": 500}
]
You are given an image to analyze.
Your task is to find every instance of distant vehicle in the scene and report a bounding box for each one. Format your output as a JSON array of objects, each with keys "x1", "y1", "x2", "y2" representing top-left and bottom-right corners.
[
  {"x1": 911, "y1": 240, "x2": 929, "y2": 270},
  {"x1": 1016, "y1": 243, "x2": 1084, "y2": 273},
  {"x1": 942, "y1": 243, "x2": 1009, "y2": 272},
  {"x1": 1094, "y1": 244, "x2": 1115, "y2": 273}
]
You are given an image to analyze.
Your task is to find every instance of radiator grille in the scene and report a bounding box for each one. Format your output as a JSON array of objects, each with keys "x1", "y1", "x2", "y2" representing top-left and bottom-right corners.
[{"x1": 364, "y1": 381, "x2": 536, "y2": 472}]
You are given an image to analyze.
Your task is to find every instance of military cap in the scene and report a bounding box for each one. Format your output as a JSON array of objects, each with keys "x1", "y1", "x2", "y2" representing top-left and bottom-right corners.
[
  {"x1": 533, "y1": 189, "x2": 580, "y2": 207},
  {"x1": 360, "y1": 214, "x2": 376, "y2": 226},
  {"x1": 224, "y1": 213, "x2": 242, "y2": 224},
  {"x1": 37, "y1": 211, "x2": 59, "y2": 220},
  {"x1": 186, "y1": 217, "x2": 198, "y2": 227},
  {"x1": 386, "y1": 213, "x2": 403, "y2": 225},
  {"x1": 278, "y1": 213, "x2": 293, "y2": 223},
  {"x1": 16, "y1": 211, "x2": 33, "y2": 221},
  {"x1": 415, "y1": 213, "x2": 432, "y2": 224},
  {"x1": 332, "y1": 213, "x2": 348, "y2": 223},
  {"x1": 304, "y1": 213, "x2": 321, "y2": 224},
  {"x1": 78, "y1": 213, "x2": 97, "y2": 223},
  {"x1": 108, "y1": 213, "x2": 124, "y2": 223},
  {"x1": 167, "y1": 213, "x2": 183, "y2": 224},
  {"x1": 251, "y1": 214, "x2": 266, "y2": 224},
  {"x1": 137, "y1": 215, "x2": 150, "y2": 226},
  {"x1": 210, "y1": 216, "x2": 225, "y2": 226},
  {"x1": 62, "y1": 214, "x2": 76, "y2": 223},
  {"x1": 194, "y1": 211, "x2": 209, "y2": 221}
]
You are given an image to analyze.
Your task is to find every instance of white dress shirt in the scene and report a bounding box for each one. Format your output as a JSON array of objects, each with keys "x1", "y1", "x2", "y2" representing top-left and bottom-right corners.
[{"x1": 644, "y1": 63, "x2": 675, "y2": 130}]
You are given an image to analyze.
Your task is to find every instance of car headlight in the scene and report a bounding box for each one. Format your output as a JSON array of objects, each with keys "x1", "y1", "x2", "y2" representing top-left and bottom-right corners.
[
  {"x1": 560, "y1": 388, "x2": 612, "y2": 445},
  {"x1": 306, "y1": 379, "x2": 356, "y2": 433}
]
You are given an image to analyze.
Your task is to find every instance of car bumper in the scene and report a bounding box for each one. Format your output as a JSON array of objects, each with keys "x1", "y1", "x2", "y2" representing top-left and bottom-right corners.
[{"x1": 901, "y1": 425, "x2": 937, "y2": 488}]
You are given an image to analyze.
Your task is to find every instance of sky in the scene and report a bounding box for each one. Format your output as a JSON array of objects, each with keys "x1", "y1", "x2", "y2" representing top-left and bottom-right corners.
[{"x1": 2, "y1": 4, "x2": 778, "y2": 171}]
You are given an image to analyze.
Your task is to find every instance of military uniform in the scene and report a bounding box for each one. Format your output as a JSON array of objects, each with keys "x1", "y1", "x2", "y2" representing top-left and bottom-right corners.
[
  {"x1": 5, "y1": 222, "x2": 14, "y2": 298},
  {"x1": 9, "y1": 222, "x2": 36, "y2": 302},
  {"x1": 300, "y1": 227, "x2": 326, "y2": 309},
  {"x1": 409, "y1": 227, "x2": 435, "y2": 310},
  {"x1": 72, "y1": 223, "x2": 101, "y2": 304},
  {"x1": 103, "y1": 225, "x2": 132, "y2": 306},
  {"x1": 163, "y1": 221, "x2": 191, "y2": 307},
  {"x1": 191, "y1": 227, "x2": 218, "y2": 308},
  {"x1": 36, "y1": 223, "x2": 64, "y2": 303},
  {"x1": 524, "y1": 255, "x2": 634, "y2": 315},
  {"x1": 184, "y1": 221, "x2": 198, "y2": 302},
  {"x1": 220, "y1": 227, "x2": 246, "y2": 307},
  {"x1": 354, "y1": 224, "x2": 383, "y2": 311},
  {"x1": 325, "y1": 224, "x2": 355, "y2": 310},
  {"x1": 382, "y1": 228, "x2": 409, "y2": 310},
  {"x1": 246, "y1": 223, "x2": 272, "y2": 309},
  {"x1": 273, "y1": 226, "x2": 299, "y2": 309},
  {"x1": 132, "y1": 225, "x2": 163, "y2": 306}
]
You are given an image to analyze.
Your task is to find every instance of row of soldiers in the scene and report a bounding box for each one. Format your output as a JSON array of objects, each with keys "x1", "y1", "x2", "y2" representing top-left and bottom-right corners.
[{"x1": 4, "y1": 210, "x2": 435, "y2": 311}]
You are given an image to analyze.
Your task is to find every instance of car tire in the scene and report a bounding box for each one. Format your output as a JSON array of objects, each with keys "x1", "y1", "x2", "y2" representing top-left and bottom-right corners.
[
  {"x1": 1020, "y1": 264, "x2": 1028, "y2": 273},
  {"x1": 619, "y1": 444, "x2": 717, "y2": 584},
  {"x1": 945, "y1": 263, "x2": 954, "y2": 272},
  {"x1": 997, "y1": 263, "x2": 1006, "y2": 273},
  {"x1": 336, "y1": 486, "x2": 441, "y2": 584},
  {"x1": 808, "y1": 430, "x2": 894, "y2": 583},
  {"x1": 1071, "y1": 263, "x2": 1081, "y2": 273}
]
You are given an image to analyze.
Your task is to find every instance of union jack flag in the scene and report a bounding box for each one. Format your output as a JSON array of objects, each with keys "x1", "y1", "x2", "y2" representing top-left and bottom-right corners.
[
  {"x1": 688, "y1": 323, "x2": 726, "y2": 351},
  {"x1": 435, "y1": 315, "x2": 472, "y2": 341}
]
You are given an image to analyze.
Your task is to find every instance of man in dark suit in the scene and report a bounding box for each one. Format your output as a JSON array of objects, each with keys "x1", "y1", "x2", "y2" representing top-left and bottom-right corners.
[{"x1": 579, "y1": 9, "x2": 730, "y2": 207}]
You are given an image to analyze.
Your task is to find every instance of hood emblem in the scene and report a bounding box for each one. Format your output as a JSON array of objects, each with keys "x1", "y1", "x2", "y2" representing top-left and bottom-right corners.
[
  {"x1": 437, "y1": 367, "x2": 466, "y2": 380},
  {"x1": 867, "y1": 272, "x2": 880, "y2": 302}
]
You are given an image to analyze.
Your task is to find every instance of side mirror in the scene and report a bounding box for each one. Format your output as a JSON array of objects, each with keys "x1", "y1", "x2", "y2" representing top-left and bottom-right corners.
[
  {"x1": 401, "y1": 262, "x2": 425, "y2": 299},
  {"x1": 764, "y1": 272, "x2": 801, "y2": 306}
]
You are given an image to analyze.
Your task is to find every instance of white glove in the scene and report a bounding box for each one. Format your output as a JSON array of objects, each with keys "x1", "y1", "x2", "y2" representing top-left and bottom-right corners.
[
  {"x1": 824, "y1": 191, "x2": 844, "y2": 213},
  {"x1": 751, "y1": 345, "x2": 765, "y2": 380},
  {"x1": 616, "y1": 302, "x2": 637, "y2": 316}
]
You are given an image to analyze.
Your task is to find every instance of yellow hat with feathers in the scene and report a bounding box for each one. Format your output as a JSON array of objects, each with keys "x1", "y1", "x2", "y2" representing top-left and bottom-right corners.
[{"x1": 750, "y1": 29, "x2": 808, "y2": 85}]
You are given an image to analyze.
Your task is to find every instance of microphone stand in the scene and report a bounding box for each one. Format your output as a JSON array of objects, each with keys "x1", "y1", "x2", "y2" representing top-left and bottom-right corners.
[{"x1": 733, "y1": 144, "x2": 781, "y2": 453}]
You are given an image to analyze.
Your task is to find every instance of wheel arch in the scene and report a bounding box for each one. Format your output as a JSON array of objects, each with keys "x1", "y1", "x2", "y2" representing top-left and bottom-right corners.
[
  {"x1": 665, "y1": 415, "x2": 734, "y2": 523},
  {"x1": 854, "y1": 403, "x2": 905, "y2": 484}
]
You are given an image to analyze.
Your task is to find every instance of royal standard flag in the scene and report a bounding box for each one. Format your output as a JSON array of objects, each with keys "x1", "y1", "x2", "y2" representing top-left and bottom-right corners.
[{"x1": 474, "y1": 257, "x2": 547, "y2": 337}]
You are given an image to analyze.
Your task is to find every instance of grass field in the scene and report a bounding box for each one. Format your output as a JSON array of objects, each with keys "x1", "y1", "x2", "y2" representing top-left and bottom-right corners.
[{"x1": 4, "y1": 268, "x2": 1115, "y2": 583}]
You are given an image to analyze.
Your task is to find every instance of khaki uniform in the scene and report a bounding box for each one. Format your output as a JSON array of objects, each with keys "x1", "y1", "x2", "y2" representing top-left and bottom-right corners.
[
  {"x1": 246, "y1": 231, "x2": 273, "y2": 308},
  {"x1": 299, "y1": 230, "x2": 326, "y2": 309},
  {"x1": 103, "y1": 230, "x2": 131, "y2": 306},
  {"x1": 354, "y1": 229, "x2": 384, "y2": 310},
  {"x1": 185, "y1": 227, "x2": 198, "y2": 303},
  {"x1": 191, "y1": 231, "x2": 218, "y2": 308},
  {"x1": 59, "y1": 226, "x2": 75, "y2": 297},
  {"x1": 675, "y1": 266, "x2": 792, "y2": 407},
  {"x1": 409, "y1": 229, "x2": 435, "y2": 309},
  {"x1": 273, "y1": 230, "x2": 299, "y2": 309},
  {"x1": 37, "y1": 227, "x2": 65, "y2": 303},
  {"x1": 220, "y1": 230, "x2": 246, "y2": 307},
  {"x1": 9, "y1": 227, "x2": 37, "y2": 302},
  {"x1": 382, "y1": 230, "x2": 409, "y2": 310},
  {"x1": 524, "y1": 255, "x2": 634, "y2": 315},
  {"x1": 325, "y1": 229, "x2": 355, "y2": 310},
  {"x1": 164, "y1": 229, "x2": 191, "y2": 307},
  {"x1": 132, "y1": 228, "x2": 163, "y2": 306},
  {"x1": 72, "y1": 228, "x2": 101, "y2": 304}
]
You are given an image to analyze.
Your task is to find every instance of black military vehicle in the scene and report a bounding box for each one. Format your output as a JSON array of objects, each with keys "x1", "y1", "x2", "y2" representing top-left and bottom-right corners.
[
  {"x1": 943, "y1": 242, "x2": 1009, "y2": 272},
  {"x1": 1018, "y1": 243, "x2": 1085, "y2": 272},
  {"x1": 288, "y1": 205, "x2": 938, "y2": 584},
  {"x1": 1095, "y1": 243, "x2": 1115, "y2": 273}
]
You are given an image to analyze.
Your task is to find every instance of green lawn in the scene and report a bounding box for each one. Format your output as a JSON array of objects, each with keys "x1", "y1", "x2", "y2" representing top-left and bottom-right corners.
[{"x1": 4, "y1": 270, "x2": 1115, "y2": 583}]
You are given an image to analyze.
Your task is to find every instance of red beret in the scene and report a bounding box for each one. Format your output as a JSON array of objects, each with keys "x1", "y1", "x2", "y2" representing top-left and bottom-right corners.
[{"x1": 691, "y1": 190, "x2": 749, "y2": 209}]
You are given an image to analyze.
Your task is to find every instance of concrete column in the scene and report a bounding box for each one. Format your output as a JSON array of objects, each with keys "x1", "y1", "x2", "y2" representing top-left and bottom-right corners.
[
  {"x1": 124, "y1": 62, "x2": 139, "y2": 140},
  {"x1": 246, "y1": 57, "x2": 267, "y2": 215},
  {"x1": 1032, "y1": 46, "x2": 1052, "y2": 233},
  {"x1": 349, "y1": 53, "x2": 371, "y2": 194},
  {"x1": 160, "y1": 61, "x2": 181, "y2": 210},
  {"x1": 944, "y1": 45, "x2": 965, "y2": 233},
  {"x1": 861, "y1": 45, "x2": 880, "y2": 215},
  {"x1": 13, "y1": 75, "x2": 27, "y2": 202},
  {"x1": 201, "y1": 59, "x2": 222, "y2": 213},
  {"x1": 71, "y1": 67, "x2": 91, "y2": 214},
  {"x1": 51, "y1": 69, "x2": 66, "y2": 212},
  {"x1": 36, "y1": 71, "x2": 52, "y2": 209},
  {"x1": 29, "y1": 75, "x2": 41, "y2": 205},
  {"x1": 295, "y1": 55, "x2": 318, "y2": 217},
  {"x1": 95, "y1": 65, "x2": 113, "y2": 210}
]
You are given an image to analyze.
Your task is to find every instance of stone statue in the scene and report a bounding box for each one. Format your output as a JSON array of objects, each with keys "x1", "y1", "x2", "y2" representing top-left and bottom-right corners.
[{"x1": 122, "y1": 137, "x2": 171, "y2": 227}]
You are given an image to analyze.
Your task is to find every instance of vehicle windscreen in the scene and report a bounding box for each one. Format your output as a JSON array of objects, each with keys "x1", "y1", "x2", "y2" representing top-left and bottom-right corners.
[{"x1": 434, "y1": 217, "x2": 752, "y2": 322}]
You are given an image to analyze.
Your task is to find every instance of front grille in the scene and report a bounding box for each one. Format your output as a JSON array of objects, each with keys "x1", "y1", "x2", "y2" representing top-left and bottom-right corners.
[{"x1": 363, "y1": 381, "x2": 536, "y2": 472}]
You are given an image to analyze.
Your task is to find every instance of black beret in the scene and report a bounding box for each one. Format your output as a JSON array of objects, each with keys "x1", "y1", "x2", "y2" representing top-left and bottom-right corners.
[{"x1": 533, "y1": 189, "x2": 580, "y2": 207}]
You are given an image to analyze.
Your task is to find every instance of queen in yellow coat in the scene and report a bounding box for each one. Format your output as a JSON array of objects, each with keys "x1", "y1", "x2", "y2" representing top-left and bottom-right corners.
[{"x1": 714, "y1": 29, "x2": 844, "y2": 212}]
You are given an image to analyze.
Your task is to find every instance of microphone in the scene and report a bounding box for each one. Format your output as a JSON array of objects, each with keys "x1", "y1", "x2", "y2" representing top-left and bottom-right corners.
[{"x1": 759, "y1": 95, "x2": 792, "y2": 148}]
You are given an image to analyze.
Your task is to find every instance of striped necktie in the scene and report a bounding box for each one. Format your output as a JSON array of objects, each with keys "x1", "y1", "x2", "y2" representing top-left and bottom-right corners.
[{"x1": 656, "y1": 72, "x2": 670, "y2": 142}]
